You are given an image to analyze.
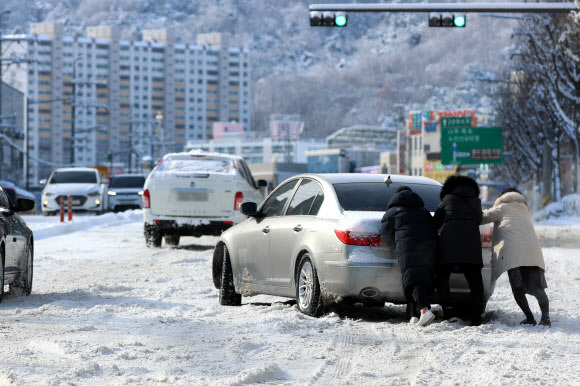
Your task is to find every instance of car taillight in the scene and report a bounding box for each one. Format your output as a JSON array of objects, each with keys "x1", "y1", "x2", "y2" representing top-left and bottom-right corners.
[
  {"x1": 143, "y1": 189, "x2": 151, "y2": 209},
  {"x1": 234, "y1": 191, "x2": 243, "y2": 210},
  {"x1": 480, "y1": 224, "x2": 493, "y2": 248},
  {"x1": 334, "y1": 230, "x2": 387, "y2": 247}
]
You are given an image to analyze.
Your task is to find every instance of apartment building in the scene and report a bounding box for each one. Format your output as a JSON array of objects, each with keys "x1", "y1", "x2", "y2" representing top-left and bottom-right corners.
[{"x1": 2, "y1": 23, "x2": 251, "y2": 183}]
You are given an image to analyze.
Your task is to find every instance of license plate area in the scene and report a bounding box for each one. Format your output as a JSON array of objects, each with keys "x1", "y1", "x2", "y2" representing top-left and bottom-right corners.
[
  {"x1": 173, "y1": 188, "x2": 210, "y2": 202},
  {"x1": 72, "y1": 200, "x2": 81, "y2": 205}
]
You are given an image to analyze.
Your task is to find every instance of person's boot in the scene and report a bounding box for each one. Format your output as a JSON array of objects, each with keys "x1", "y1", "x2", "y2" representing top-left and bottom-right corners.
[
  {"x1": 539, "y1": 315, "x2": 551, "y2": 327},
  {"x1": 520, "y1": 316, "x2": 537, "y2": 326}
]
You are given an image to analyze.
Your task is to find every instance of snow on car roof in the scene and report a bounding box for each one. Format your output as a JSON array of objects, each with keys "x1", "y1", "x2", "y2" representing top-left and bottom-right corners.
[
  {"x1": 51, "y1": 167, "x2": 99, "y2": 173},
  {"x1": 161, "y1": 150, "x2": 244, "y2": 161},
  {"x1": 299, "y1": 173, "x2": 443, "y2": 186}
]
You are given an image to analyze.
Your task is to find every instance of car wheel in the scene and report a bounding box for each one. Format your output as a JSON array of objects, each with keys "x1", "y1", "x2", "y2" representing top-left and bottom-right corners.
[
  {"x1": 144, "y1": 225, "x2": 162, "y2": 248},
  {"x1": 219, "y1": 246, "x2": 241, "y2": 306},
  {"x1": 165, "y1": 234, "x2": 180, "y2": 246},
  {"x1": 11, "y1": 244, "x2": 33, "y2": 296},
  {"x1": 296, "y1": 254, "x2": 325, "y2": 317}
]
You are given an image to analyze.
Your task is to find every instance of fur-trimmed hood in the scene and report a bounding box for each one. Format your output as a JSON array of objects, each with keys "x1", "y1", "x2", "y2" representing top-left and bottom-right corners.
[
  {"x1": 493, "y1": 191, "x2": 527, "y2": 207},
  {"x1": 440, "y1": 175, "x2": 480, "y2": 200}
]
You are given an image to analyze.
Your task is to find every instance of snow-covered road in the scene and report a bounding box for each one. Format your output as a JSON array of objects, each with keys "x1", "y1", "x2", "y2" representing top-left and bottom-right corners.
[{"x1": 0, "y1": 213, "x2": 578, "y2": 384}]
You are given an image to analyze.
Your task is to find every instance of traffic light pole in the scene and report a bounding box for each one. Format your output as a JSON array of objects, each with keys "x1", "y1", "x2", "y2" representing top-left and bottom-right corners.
[{"x1": 309, "y1": 3, "x2": 578, "y2": 13}]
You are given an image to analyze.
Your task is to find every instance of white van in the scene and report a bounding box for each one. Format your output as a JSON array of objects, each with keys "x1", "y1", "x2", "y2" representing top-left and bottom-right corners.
[{"x1": 142, "y1": 151, "x2": 267, "y2": 247}]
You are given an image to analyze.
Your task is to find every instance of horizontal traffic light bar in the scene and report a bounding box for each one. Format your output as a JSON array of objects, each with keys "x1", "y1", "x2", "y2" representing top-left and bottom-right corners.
[
  {"x1": 309, "y1": 2, "x2": 578, "y2": 13},
  {"x1": 429, "y1": 13, "x2": 466, "y2": 28},
  {"x1": 310, "y1": 11, "x2": 347, "y2": 26}
]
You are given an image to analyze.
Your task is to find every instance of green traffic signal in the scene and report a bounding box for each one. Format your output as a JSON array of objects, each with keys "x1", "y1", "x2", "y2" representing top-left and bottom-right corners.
[
  {"x1": 454, "y1": 15, "x2": 466, "y2": 27},
  {"x1": 335, "y1": 13, "x2": 347, "y2": 27}
]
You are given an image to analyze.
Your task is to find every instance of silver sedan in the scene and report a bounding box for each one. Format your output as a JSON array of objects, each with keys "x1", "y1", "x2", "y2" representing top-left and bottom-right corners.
[{"x1": 212, "y1": 173, "x2": 495, "y2": 317}]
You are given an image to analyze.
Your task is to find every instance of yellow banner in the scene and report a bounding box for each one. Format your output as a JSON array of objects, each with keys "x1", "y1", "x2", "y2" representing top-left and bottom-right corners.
[{"x1": 423, "y1": 160, "x2": 457, "y2": 182}]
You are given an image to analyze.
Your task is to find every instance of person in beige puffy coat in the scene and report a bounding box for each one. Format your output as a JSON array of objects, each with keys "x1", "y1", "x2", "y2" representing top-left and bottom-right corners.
[{"x1": 481, "y1": 188, "x2": 550, "y2": 327}]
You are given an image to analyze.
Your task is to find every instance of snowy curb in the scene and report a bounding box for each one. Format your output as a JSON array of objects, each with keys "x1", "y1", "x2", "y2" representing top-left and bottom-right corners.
[{"x1": 25, "y1": 210, "x2": 143, "y2": 240}]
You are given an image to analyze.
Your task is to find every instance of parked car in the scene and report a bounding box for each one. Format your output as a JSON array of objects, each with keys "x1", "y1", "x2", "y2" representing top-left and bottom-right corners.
[
  {"x1": 143, "y1": 151, "x2": 268, "y2": 248},
  {"x1": 0, "y1": 180, "x2": 36, "y2": 215},
  {"x1": 40, "y1": 167, "x2": 106, "y2": 216},
  {"x1": 212, "y1": 173, "x2": 495, "y2": 316},
  {"x1": 107, "y1": 174, "x2": 146, "y2": 212},
  {"x1": 0, "y1": 182, "x2": 35, "y2": 300}
]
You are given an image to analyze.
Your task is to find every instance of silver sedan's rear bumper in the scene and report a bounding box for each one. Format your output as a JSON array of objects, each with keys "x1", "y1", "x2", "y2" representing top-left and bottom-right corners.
[{"x1": 319, "y1": 249, "x2": 494, "y2": 305}]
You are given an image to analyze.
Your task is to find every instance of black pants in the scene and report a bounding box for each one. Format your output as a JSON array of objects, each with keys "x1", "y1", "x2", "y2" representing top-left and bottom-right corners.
[
  {"x1": 405, "y1": 285, "x2": 431, "y2": 318},
  {"x1": 436, "y1": 264, "x2": 484, "y2": 325},
  {"x1": 508, "y1": 267, "x2": 549, "y2": 320}
]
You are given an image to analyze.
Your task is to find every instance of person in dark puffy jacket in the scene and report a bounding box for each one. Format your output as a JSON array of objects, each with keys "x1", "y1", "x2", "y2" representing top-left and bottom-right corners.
[
  {"x1": 433, "y1": 175, "x2": 484, "y2": 326},
  {"x1": 381, "y1": 186, "x2": 438, "y2": 326}
]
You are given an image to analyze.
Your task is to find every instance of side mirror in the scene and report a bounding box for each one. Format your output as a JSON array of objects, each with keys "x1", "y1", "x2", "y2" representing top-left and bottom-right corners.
[
  {"x1": 257, "y1": 179, "x2": 268, "y2": 188},
  {"x1": 240, "y1": 202, "x2": 258, "y2": 217},
  {"x1": 14, "y1": 198, "x2": 35, "y2": 213},
  {"x1": 39, "y1": 179, "x2": 47, "y2": 185}
]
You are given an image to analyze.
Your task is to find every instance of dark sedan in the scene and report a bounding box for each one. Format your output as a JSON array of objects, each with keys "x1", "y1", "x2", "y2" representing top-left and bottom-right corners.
[{"x1": 0, "y1": 183, "x2": 35, "y2": 300}]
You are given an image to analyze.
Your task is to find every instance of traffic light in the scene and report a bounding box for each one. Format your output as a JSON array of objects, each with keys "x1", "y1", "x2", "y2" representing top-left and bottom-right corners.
[
  {"x1": 310, "y1": 11, "x2": 347, "y2": 27},
  {"x1": 429, "y1": 13, "x2": 466, "y2": 27}
]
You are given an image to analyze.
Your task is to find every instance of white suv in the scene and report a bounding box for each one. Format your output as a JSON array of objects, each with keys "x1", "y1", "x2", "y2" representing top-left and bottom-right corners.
[
  {"x1": 41, "y1": 167, "x2": 106, "y2": 216},
  {"x1": 143, "y1": 151, "x2": 267, "y2": 247}
]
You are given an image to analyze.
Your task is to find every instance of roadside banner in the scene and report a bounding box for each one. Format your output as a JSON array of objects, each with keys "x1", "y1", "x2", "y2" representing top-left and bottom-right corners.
[{"x1": 424, "y1": 161, "x2": 457, "y2": 182}]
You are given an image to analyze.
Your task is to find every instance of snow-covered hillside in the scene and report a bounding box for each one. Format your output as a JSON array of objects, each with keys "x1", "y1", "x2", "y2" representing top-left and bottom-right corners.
[
  {"x1": 0, "y1": 213, "x2": 576, "y2": 384},
  {"x1": 1, "y1": 0, "x2": 516, "y2": 135}
]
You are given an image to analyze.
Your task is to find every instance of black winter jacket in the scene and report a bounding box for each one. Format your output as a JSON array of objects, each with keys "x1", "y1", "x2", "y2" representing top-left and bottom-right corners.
[
  {"x1": 433, "y1": 176, "x2": 483, "y2": 267},
  {"x1": 381, "y1": 190, "x2": 437, "y2": 292}
]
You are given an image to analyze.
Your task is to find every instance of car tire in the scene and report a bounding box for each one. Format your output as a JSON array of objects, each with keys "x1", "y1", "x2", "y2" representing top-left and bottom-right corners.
[
  {"x1": 11, "y1": 244, "x2": 33, "y2": 296},
  {"x1": 219, "y1": 246, "x2": 241, "y2": 306},
  {"x1": 144, "y1": 225, "x2": 162, "y2": 248},
  {"x1": 295, "y1": 254, "x2": 325, "y2": 317},
  {"x1": 165, "y1": 234, "x2": 180, "y2": 246}
]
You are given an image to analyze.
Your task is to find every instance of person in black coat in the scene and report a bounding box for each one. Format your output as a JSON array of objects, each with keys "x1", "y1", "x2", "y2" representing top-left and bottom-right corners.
[
  {"x1": 381, "y1": 186, "x2": 438, "y2": 326},
  {"x1": 433, "y1": 175, "x2": 484, "y2": 326}
]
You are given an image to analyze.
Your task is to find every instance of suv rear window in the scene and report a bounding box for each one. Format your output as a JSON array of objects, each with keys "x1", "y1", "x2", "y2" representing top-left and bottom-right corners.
[
  {"x1": 333, "y1": 182, "x2": 442, "y2": 212},
  {"x1": 156, "y1": 157, "x2": 235, "y2": 174},
  {"x1": 50, "y1": 171, "x2": 97, "y2": 184},
  {"x1": 109, "y1": 176, "x2": 146, "y2": 188}
]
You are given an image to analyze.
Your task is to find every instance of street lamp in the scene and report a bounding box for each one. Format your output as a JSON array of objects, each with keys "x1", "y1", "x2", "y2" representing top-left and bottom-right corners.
[
  {"x1": 154, "y1": 111, "x2": 164, "y2": 160},
  {"x1": 70, "y1": 55, "x2": 83, "y2": 165},
  {"x1": 0, "y1": 9, "x2": 12, "y2": 129}
]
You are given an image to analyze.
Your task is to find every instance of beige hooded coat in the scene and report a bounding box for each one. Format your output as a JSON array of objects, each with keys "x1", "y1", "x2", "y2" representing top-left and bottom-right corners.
[{"x1": 481, "y1": 192, "x2": 545, "y2": 283}]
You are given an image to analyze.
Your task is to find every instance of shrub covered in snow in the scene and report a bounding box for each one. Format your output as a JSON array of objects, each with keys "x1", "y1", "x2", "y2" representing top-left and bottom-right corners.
[{"x1": 533, "y1": 194, "x2": 580, "y2": 221}]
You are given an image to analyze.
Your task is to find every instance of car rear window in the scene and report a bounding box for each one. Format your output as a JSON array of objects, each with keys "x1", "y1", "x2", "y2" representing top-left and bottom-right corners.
[
  {"x1": 109, "y1": 176, "x2": 146, "y2": 188},
  {"x1": 333, "y1": 182, "x2": 442, "y2": 212},
  {"x1": 156, "y1": 157, "x2": 235, "y2": 174},
  {"x1": 50, "y1": 171, "x2": 97, "y2": 184}
]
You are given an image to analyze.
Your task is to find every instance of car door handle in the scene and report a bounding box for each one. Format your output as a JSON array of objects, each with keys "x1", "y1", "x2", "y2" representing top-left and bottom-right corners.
[
  {"x1": 293, "y1": 225, "x2": 303, "y2": 232},
  {"x1": 262, "y1": 226, "x2": 270, "y2": 234}
]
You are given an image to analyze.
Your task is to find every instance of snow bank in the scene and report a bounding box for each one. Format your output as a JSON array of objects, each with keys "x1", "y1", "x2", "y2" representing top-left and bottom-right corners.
[
  {"x1": 533, "y1": 194, "x2": 580, "y2": 222},
  {"x1": 22, "y1": 210, "x2": 143, "y2": 240}
]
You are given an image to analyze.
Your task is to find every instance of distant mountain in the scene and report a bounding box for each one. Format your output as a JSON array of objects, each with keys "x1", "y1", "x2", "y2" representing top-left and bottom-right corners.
[{"x1": 2, "y1": 0, "x2": 516, "y2": 137}]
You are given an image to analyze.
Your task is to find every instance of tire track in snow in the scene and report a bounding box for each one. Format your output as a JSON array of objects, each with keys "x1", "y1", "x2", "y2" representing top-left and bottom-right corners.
[{"x1": 311, "y1": 323, "x2": 383, "y2": 384}]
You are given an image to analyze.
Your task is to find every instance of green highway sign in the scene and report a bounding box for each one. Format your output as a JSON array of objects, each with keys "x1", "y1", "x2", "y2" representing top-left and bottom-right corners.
[
  {"x1": 441, "y1": 126, "x2": 503, "y2": 165},
  {"x1": 440, "y1": 116, "x2": 475, "y2": 128}
]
